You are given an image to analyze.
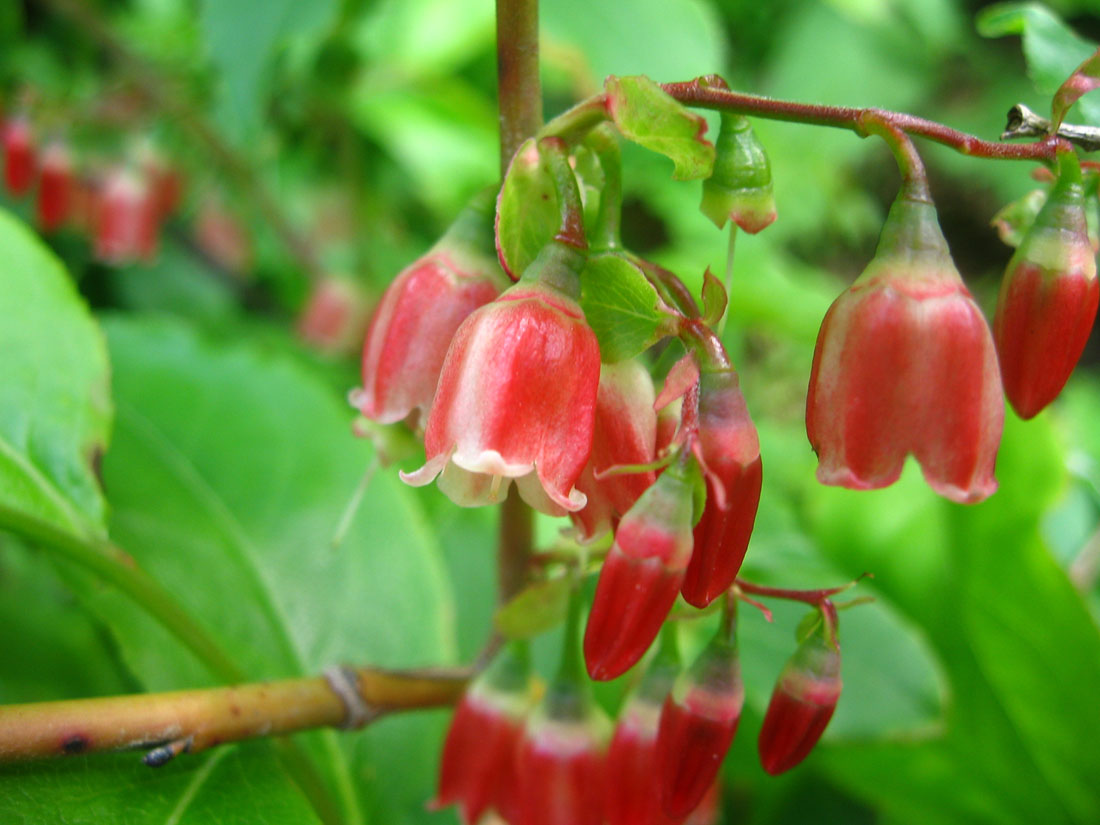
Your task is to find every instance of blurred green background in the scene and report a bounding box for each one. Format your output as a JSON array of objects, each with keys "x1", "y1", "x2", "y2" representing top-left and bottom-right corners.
[{"x1": 1, "y1": 1, "x2": 1099, "y2": 824}]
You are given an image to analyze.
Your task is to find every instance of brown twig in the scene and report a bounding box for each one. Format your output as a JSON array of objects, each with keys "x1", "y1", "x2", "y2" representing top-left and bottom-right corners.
[{"x1": 0, "y1": 667, "x2": 468, "y2": 764}]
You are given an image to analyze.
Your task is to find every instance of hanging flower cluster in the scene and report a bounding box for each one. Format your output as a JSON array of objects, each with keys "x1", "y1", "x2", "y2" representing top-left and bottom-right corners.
[
  {"x1": 352, "y1": 72, "x2": 1098, "y2": 820},
  {"x1": 1, "y1": 113, "x2": 180, "y2": 264}
]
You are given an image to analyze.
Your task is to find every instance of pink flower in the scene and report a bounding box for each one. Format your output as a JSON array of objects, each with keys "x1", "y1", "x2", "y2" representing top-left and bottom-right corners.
[
  {"x1": 515, "y1": 700, "x2": 610, "y2": 825},
  {"x1": 94, "y1": 168, "x2": 159, "y2": 264},
  {"x1": 356, "y1": 248, "x2": 504, "y2": 425},
  {"x1": 758, "y1": 624, "x2": 842, "y2": 776},
  {"x1": 402, "y1": 243, "x2": 601, "y2": 516},
  {"x1": 994, "y1": 154, "x2": 1098, "y2": 419},
  {"x1": 2, "y1": 117, "x2": 35, "y2": 197},
  {"x1": 682, "y1": 369, "x2": 762, "y2": 609},
  {"x1": 806, "y1": 191, "x2": 1003, "y2": 504},
  {"x1": 584, "y1": 465, "x2": 694, "y2": 681},
  {"x1": 571, "y1": 359, "x2": 658, "y2": 543},
  {"x1": 431, "y1": 646, "x2": 532, "y2": 824}
]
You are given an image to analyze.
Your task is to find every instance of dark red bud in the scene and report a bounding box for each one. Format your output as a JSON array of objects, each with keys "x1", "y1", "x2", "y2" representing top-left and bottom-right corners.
[{"x1": 758, "y1": 627, "x2": 842, "y2": 775}]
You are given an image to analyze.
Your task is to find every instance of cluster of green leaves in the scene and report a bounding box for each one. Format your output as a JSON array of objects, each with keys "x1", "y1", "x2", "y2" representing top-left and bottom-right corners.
[{"x1": 1, "y1": 1, "x2": 1099, "y2": 825}]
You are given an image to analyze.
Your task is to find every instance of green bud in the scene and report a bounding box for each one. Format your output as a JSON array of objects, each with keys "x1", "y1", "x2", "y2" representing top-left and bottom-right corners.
[{"x1": 700, "y1": 113, "x2": 776, "y2": 233}]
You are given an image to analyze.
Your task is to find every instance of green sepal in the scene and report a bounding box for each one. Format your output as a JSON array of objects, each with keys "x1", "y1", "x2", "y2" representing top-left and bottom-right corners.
[
  {"x1": 700, "y1": 267, "x2": 728, "y2": 327},
  {"x1": 1011, "y1": 151, "x2": 1091, "y2": 273},
  {"x1": 496, "y1": 137, "x2": 561, "y2": 280},
  {"x1": 519, "y1": 239, "x2": 588, "y2": 301}
]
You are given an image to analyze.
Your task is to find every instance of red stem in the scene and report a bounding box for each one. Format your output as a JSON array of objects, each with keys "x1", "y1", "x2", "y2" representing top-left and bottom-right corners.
[
  {"x1": 735, "y1": 577, "x2": 861, "y2": 605},
  {"x1": 660, "y1": 79, "x2": 1068, "y2": 161}
]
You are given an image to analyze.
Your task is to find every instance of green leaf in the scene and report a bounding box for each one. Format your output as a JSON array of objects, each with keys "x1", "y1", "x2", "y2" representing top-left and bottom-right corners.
[
  {"x1": 977, "y1": 3, "x2": 1100, "y2": 126},
  {"x1": 948, "y1": 413, "x2": 1100, "y2": 825},
  {"x1": 0, "y1": 539, "x2": 135, "y2": 704},
  {"x1": 580, "y1": 253, "x2": 667, "y2": 363},
  {"x1": 0, "y1": 209, "x2": 111, "y2": 537},
  {"x1": 604, "y1": 75, "x2": 715, "y2": 181},
  {"x1": 0, "y1": 745, "x2": 323, "y2": 825},
  {"x1": 73, "y1": 317, "x2": 455, "y2": 825},
  {"x1": 199, "y1": 0, "x2": 339, "y2": 141},
  {"x1": 495, "y1": 576, "x2": 571, "y2": 640},
  {"x1": 495, "y1": 138, "x2": 560, "y2": 280}
]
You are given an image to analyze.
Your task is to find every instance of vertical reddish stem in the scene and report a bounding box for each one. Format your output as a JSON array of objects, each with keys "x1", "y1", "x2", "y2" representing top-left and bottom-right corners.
[
  {"x1": 494, "y1": 0, "x2": 541, "y2": 606},
  {"x1": 496, "y1": 0, "x2": 542, "y2": 176}
]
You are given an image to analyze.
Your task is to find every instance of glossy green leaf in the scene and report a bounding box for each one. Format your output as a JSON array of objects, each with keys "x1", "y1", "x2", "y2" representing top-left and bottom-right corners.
[
  {"x1": 604, "y1": 75, "x2": 715, "y2": 181},
  {"x1": 0, "y1": 209, "x2": 111, "y2": 538},
  {"x1": 495, "y1": 137, "x2": 560, "y2": 280},
  {"x1": 580, "y1": 253, "x2": 667, "y2": 363},
  {"x1": 0, "y1": 745, "x2": 323, "y2": 825},
  {"x1": 0, "y1": 539, "x2": 135, "y2": 704},
  {"x1": 495, "y1": 576, "x2": 571, "y2": 640},
  {"x1": 65, "y1": 317, "x2": 456, "y2": 825},
  {"x1": 977, "y1": 3, "x2": 1100, "y2": 126}
]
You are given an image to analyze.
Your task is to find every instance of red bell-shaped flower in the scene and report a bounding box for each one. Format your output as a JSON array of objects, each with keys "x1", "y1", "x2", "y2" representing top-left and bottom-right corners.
[
  {"x1": 516, "y1": 589, "x2": 611, "y2": 825},
  {"x1": 806, "y1": 185, "x2": 1003, "y2": 504},
  {"x1": 402, "y1": 240, "x2": 601, "y2": 516},
  {"x1": 656, "y1": 614, "x2": 743, "y2": 819},
  {"x1": 36, "y1": 141, "x2": 74, "y2": 233},
  {"x1": 431, "y1": 643, "x2": 533, "y2": 824},
  {"x1": 2, "y1": 117, "x2": 35, "y2": 197},
  {"x1": 994, "y1": 151, "x2": 1099, "y2": 419},
  {"x1": 682, "y1": 367, "x2": 762, "y2": 609},
  {"x1": 585, "y1": 462, "x2": 694, "y2": 681},
  {"x1": 94, "y1": 167, "x2": 158, "y2": 264},
  {"x1": 758, "y1": 613, "x2": 842, "y2": 776},
  {"x1": 570, "y1": 359, "x2": 658, "y2": 543},
  {"x1": 355, "y1": 191, "x2": 506, "y2": 425}
]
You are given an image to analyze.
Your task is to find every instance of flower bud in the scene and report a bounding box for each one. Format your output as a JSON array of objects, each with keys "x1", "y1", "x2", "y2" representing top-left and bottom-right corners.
[
  {"x1": 806, "y1": 187, "x2": 1003, "y2": 504},
  {"x1": 356, "y1": 192, "x2": 506, "y2": 425},
  {"x1": 656, "y1": 620, "x2": 743, "y2": 819},
  {"x1": 36, "y1": 141, "x2": 74, "y2": 232},
  {"x1": 584, "y1": 463, "x2": 694, "y2": 680},
  {"x1": 682, "y1": 368, "x2": 762, "y2": 609},
  {"x1": 699, "y1": 113, "x2": 776, "y2": 234},
  {"x1": 2, "y1": 117, "x2": 35, "y2": 197},
  {"x1": 571, "y1": 359, "x2": 659, "y2": 543},
  {"x1": 402, "y1": 240, "x2": 601, "y2": 516},
  {"x1": 993, "y1": 152, "x2": 1099, "y2": 419},
  {"x1": 431, "y1": 643, "x2": 534, "y2": 824},
  {"x1": 516, "y1": 591, "x2": 611, "y2": 825},
  {"x1": 758, "y1": 617, "x2": 842, "y2": 775},
  {"x1": 195, "y1": 196, "x2": 252, "y2": 273},
  {"x1": 606, "y1": 632, "x2": 685, "y2": 825}
]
